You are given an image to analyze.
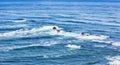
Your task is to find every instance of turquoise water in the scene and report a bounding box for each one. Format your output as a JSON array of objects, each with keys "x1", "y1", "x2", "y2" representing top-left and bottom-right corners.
[{"x1": 0, "y1": 2, "x2": 120, "y2": 65}]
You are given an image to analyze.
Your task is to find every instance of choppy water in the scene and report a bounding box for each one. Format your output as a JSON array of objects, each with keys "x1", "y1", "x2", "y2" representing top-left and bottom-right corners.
[{"x1": 0, "y1": 2, "x2": 120, "y2": 65}]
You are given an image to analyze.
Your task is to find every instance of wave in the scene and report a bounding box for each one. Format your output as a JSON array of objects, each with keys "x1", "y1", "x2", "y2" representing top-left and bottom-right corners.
[
  {"x1": 94, "y1": 45, "x2": 106, "y2": 48},
  {"x1": 106, "y1": 56, "x2": 120, "y2": 65},
  {"x1": 49, "y1": 29, "x2": 109, "y2": 40},
  {"x1": 0, "y1": 19, "x2": 27, "y2": 23},
  {"x1": 95, "y1": 40, "x2": 120, "y2": 47},
  {"x1": 0, "y1": 24, "x2": 26, "y2": 29},
  {"x1": 77, "y1": 35, "x2": 108, "y2": 40},
  {"x1": 0, "y1": 26, "x2": 60, "y2": 38},
  {"x1": 66, "y1": 44, "x2": 81, "y2": 49},
  {"x1": 0, "y1": 26, "x2": 109, "y2": 41},
  {"x1": 65, "y1": 19, "x2": 120, "y2": 27},
  {"x1": 93, "y1": 40, "x2": 120, "y2": 50},
  {"x1": 111, "y1": 42, "x2": 120, "y2": 47},
  {"x1": 0, "y1": 41, "x2": 58, "y2": 52},
  {"x1": 42, "y1": 54, "x2": 61, "y2": 58}
]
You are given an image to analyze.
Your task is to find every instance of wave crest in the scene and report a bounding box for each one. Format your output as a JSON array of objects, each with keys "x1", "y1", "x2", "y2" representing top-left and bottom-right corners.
[
  {"x1": 0, "y1": 26, "x2": 109, "y2": 41},
  {"x1": 106, "y1": 56, "x2": 120, "y2": 65}
]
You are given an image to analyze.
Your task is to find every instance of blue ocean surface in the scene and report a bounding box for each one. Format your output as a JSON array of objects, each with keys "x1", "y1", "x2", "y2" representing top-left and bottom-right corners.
[{"x1": 0, "y1": 2, "x2": 120, "y2": 65}]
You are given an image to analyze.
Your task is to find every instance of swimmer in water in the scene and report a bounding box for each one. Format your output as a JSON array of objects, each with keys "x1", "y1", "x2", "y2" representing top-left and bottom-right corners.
[
  {"x1": 81, "y1": 32, "x2": 85, "y2": 35},
  {"x1": 57, "y1": 30, "x2": 60, "y2": 33},
  {"x1": 52, "y1": 27, "x2": 61, "y2": 33},
  {"x1": 53, "y1": 27, "x2": 57, "y2": 30},
  {"x1": 109, "y1": 36, "x2": 112, "y2": 38}
]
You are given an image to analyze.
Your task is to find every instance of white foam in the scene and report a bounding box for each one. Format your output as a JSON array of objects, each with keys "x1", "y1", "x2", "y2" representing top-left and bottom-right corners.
[
  {"x1": 66, "y1": 44, "x2": 81, "y2": 49},
  {"x1": 93, "y1": 40, "x2": 120, "y2": 47},
  {"x1": 94, "y1": 45, "x2": 106, "y2": 48},
  {"x1": 97, "y1": 40, "x2": 120, "y2": 47},
  {"x1": 77, "y1": 35, "x2": 108, "y2": 40},
  {"x1": 41, "y1": 41, "x2": 58, "y2": 46},
  {"x1": 39, "y1": 26, "x2": 61, "y2": 31},
  {"x1": 0, "y1": 26, "x2": 59, "y2": 38},
  {"x1": 92, "y1": 40, "x2": 113, "y2": 45},
  {"x1": 14, "y1": 19, "x2": 27, "y2": 22},
  {"x1": 111, "y1": 42, "x2": 120, "y2": 47},
  {"x1": 43, "y1": 54, "x2": 61, "y2": 58},
  {"x1": 106, "y1": 56, "x2": 120, "y2": 65},
  {"x1": 57, "y1": 30, "x2": 108, "y2": 40},
  {"x1": 49, "y1": 30, "x2": 77, "y2": 36},
  {"x1": 50, "y1": 30, "x2": 108, "y2": 40},
  {"x1": 0, "y1": 25, "x2": 108, "y2": 41}
]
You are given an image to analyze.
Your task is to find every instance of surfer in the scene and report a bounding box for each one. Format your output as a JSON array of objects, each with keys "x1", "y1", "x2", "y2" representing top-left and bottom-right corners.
[
  {"x1": 53, "y1": 27, "x2": 57, "y2": 30},
  {"x1": 52, "y1": 27, "x2": 61, "y2": 33},
  {"x1": 69, "y1": 31, "x2": 72, "y2": 32},
  {"x1": 81, "y1": 32, "x2": 85, "y2": 35},
  {"x1": 80, "y1": 32, "x2": 91, "y2": 36}
]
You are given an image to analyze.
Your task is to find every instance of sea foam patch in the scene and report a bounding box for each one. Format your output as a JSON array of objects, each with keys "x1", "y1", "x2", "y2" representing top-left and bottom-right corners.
[
  {"x1": 106, "y1": 56, "x2": 120, "y2": 65},
  {"x1": 111, "y1": 42, "x2": 120, "y2": 47},
  {"x1": 66, "y1": 44, "x2": 81, "y2": 49},
  {"x1": 77, "y1": 35, "x2": 109, "y2": 40},
  {"x1": 49, "y1": 29, "x2": 108, "y2": 40},
  {"x1": 96, "y1": 40, "x2": 120, "y2": 47}
]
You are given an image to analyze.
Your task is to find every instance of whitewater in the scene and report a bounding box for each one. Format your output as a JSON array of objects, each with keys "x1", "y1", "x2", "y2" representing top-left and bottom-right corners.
[{"x1": 0, "y1": 2, "x2": 120, "y2": 65}]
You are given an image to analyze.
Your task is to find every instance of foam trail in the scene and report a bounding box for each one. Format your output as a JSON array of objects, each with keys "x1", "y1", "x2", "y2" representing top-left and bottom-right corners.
[
  {"x1": 92, "y1": 40, "x2": 112, "y2": 43},
  {"x1": 0, "y1": 26, "x2": 108, "y2": 41},
  {"x1": 106, "y1": 56, "x2": 120, "y2": 65},
  {"x1": 50, "y1": 30, "x2": 108, "y2": 40},
  {"x1": 77, "y1": 35, "x2": 108, "y2": 40},
  {"x1": 0, "y1": 26, "x2": 60, "y2": 38}
]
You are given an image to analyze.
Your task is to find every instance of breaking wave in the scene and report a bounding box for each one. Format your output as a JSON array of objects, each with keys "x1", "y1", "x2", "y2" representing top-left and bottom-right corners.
[
  {"x1": 106, "y1": 56, "x2": 120, "y2": 65},
  {"x1": 0, "y1": 26, "x2": 60, "y2": 38},
  {"x1": 0, "y1": 26, "x2": 109, "y2": 41},
  {"x1": 97, "y1": 40, "x2": 120, "y2": 47},
  {"x1": 111, "y1": 42, "x2": 120, "y2": 47}
]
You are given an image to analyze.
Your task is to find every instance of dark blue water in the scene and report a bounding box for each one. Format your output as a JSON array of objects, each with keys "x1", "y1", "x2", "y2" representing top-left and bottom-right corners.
[{"x1": 0, "y1": 2, "x2": 120, "y2": 65}]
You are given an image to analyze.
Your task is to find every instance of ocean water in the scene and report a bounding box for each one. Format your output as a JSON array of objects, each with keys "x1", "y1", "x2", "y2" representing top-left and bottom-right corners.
[{"x1": 0, "y1": 2, "x2": 120, "y2": 65}]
